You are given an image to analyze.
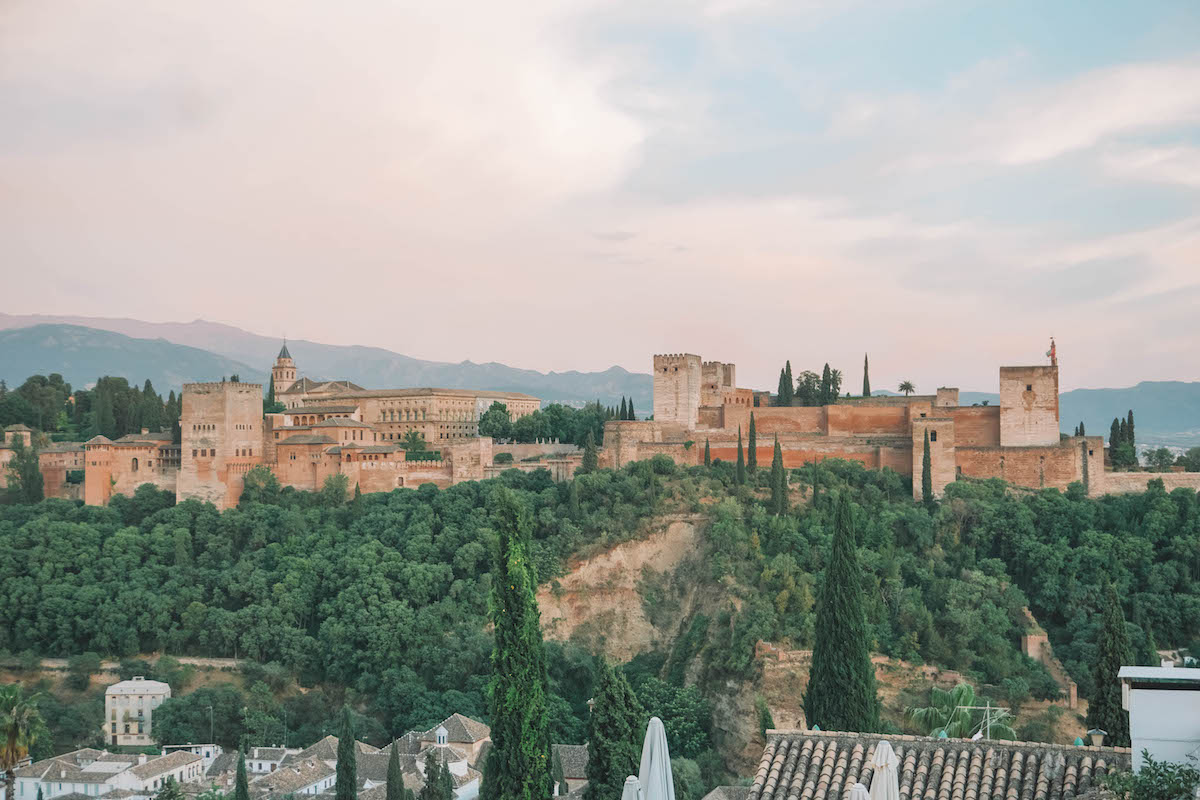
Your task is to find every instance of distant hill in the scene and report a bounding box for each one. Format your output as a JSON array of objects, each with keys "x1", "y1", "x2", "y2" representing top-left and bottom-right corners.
[
  {"x1": 0, "y1": 325, "x2": 264, "y2": 392},
  {"x1": 0, "y1": 316, "x2": 652, "y2": 408}
]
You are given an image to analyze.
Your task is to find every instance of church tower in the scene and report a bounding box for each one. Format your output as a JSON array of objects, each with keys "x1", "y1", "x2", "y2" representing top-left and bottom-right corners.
[{"x1": 272, "y1": 342, "x2": 297, "y2": 397}]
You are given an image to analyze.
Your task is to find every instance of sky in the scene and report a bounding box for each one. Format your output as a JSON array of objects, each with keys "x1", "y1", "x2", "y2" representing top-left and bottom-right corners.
[{"x1": 2, "y1": 0, "x2": 1199, "y2": 393}]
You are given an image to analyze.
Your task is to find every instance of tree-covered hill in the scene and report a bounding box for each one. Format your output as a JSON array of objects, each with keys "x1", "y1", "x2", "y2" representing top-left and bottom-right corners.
[{"x1": 2, "y1": 461, "x2": 1198, "y2": 780}]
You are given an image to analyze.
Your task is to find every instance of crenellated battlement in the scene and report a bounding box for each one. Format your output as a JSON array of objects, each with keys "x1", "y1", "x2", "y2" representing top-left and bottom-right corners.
[{"x1": 183, "y1": 381, "x2": 263, "y2": 393}]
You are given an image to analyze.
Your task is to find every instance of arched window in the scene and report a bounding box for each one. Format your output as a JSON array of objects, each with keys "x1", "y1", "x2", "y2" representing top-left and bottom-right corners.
[{"x1": 131, "y1": 458, "x2": 139, "y2": 472}]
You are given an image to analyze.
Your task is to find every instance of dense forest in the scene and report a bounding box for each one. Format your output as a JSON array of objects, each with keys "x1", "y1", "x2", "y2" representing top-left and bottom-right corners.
[
  {"x1": 0, "y1": 374, "x2": 180, "y2": 442},
  {"x1": 2, "y1": 459, "x2": 1199, "y2": 790}
]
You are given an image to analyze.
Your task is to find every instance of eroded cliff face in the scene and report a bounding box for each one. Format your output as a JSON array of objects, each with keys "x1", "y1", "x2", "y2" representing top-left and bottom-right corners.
[{"x1": 537, "y1": 514, "x2": 706, "y2": 661}]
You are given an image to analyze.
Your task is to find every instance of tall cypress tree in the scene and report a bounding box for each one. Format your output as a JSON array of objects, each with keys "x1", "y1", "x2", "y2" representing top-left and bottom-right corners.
[
  {"x1": 1109, "y1": 418, "x2": 1121, "y2": 453},
  {"x1": 1086, "y1": 579, "x2": 1133, "y2": 746},
  {"x1": 704, "y1": 439, "x2": 711, "y2": 468},
  {"x1": 235, "y1": 750, "x2": 250, "y2": 800},
  {"x1": 862, "y1": 354, "x2": 870, "y2": 397},
  {"x1": 584, "y1": 658, "x2": 645, "y2": 800},
  {"x1": 803, "y1": 492, "x2": 879, "y2": 732},
  {"x1": 820, "y1": 363, "x2": 833, "y2": 405},
  {"x1": 776, "y1": 368, "x2": 789, "y2": 407},
  {"x1": 481, "y1": 489, "x2": 551, "y2": 800},
  {"x1": 921, "y1": 430, "x2": 933, "y2": 507},
  {"x1": 1079, "y1": 421, "x2": 1085, "y2": 437},
  {"x1": 627, "y1": 398, "x2": 635, "y2": 420},
  {"x1": 784, "y1": 361, "x2": 794, "y2": 406},
  {"x1": 580, "y1": 430, "x2": 598, "y2": 474},
  {"x1": 1126, "y1": 409, "x2": 1135, "y2": 450},
  {"x1": 619, "y1": 397, "x2": 628, "y2": 421},
  {"x1": 335, "y1": 707, "x2": 357, "y2": 800},
  {"x1": 736, "y1": 426, "x2": 746, "y2": 485},
  {"x1": 770, "y1": 436, "x2": 786, "y2": 515},
  {"x1": 387, "y1": 743, "x2": 404, "y2": 800},
  {"x1": 748, "y1": 412, "x2": 758, "y2": 473}
]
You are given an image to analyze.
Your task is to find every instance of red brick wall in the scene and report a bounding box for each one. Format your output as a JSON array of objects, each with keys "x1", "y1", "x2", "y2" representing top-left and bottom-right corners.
[
  {"x1": 951, "y1": 406, "x2": 1001, "y2": 446},
  {"x1": 826, "y1": 406, "x2": 909, "y2": 436},
  {"x1": 730, "y1": 407, "x2": 825, "y2": 435},
  {"x1": 956, "y1": 442, "x2": 1082, "y2": 491}
]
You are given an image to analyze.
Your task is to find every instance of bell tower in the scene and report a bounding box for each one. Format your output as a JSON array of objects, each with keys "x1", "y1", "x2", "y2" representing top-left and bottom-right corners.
[{"x1": 272, "y1": 342, "x2": 297, "y2": 397}]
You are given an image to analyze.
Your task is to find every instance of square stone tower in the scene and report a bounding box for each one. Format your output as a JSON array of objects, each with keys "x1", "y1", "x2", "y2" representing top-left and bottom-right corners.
[
  {"x1": 178, "y1": 381, "x2": 264, "y2": 508},
  {"x1": 999, "y1": 365, "x2": 1060, "y2": 447},
  {"x1": 653, "y1": 354, "x2": 702, "y2": 429}
]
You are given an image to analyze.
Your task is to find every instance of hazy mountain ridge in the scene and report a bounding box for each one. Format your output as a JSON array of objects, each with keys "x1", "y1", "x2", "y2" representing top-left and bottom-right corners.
[
  {"x1": 0, "y1": 315, "x2": 652, "y2": 408},
  {"x1": 0, "y1": 325, "x2": 265, "y2": 392}
]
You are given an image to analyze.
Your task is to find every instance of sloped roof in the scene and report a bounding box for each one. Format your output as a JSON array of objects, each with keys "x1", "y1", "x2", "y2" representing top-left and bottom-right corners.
[
  {"x1": 702, "y1": 789, "x2": 749, "y2": 800},
  {"x1": 5, "y1": 423, "x2": 33, "y2": 432},
  {"x1": 278, "y1": 343, "x2": 292, "y2": 360},
  {"x1": 252, "y1": 757, "x2": 334, "y2": 795},
  {"x1": 41, "y1": 441, "x2": 84, "y2": 453},
  {"x1": 106, "y1": 677, "x2": 171, "y2": 695},
  {"x1": 128, "y1": 751, "x2": 201, "y2": 780},
  {"x1": 205, "y1": 751, "x2": 238, "y2": 779},
  {"x1": 85, "y1": 435, "x2": 113, "y2": 445},
  {"x1": 277, "y1": 434, "x2": 337, "y2": 446},
  {"x1": 312, "y1": 418, "x2": 373, "y2": 429},
  {"x1": 424, "y1": 713, "x2": 491, "y2": 744},
  {"x1": 282, "y1": 378, "x2": 365, "y2": 395},
  {"x1": 15, "y1": 749, "x2": 109, "y2": 779},
  {"x1": 552, "y1": 744, "x2": 588, "y2": 779},
  {"x1": 747, "y1": 731, "x2": 1131, "y2": 800},
  {"x1": 381, "y1": 732, "x2": 424, "y2": 756}
]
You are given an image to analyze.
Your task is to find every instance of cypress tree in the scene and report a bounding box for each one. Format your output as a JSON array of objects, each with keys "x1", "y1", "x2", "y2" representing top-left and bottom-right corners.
[
  {"x1": 552, "y1": 749, "x2": 568, "y2": 797},
  {"x1": 820, "y1": 363, "x2": 832, "y2": 406},
  {"x1": 748, "y1": 412, "x2": 758, "y2": 473},
  {"x1": 1126, "y1": 409, "x2": 1135, "y2": 450},
  {"x1": 736, "y1": 426, "x2": 746, "y2": 485},
  {"x1": 784, "y1": 361, "x2": 794, "y2": 405},
  {"x1": 94, "y1": 389, "x2": 116, "y2": 438},
  {"x1": 704, "y1": 438, "x2": 711, "y2": 468},
  {"x1": 568, "y1": 479, "x2": 581, "y2": 519},
  {"x1": 770, "y1": 436, "x2": 786, "y2": 515},
  {"x1": 1079, "y1": 421, "x2": 1085, "y2": 437},
  {"x1": 235, "y1": 750, "x2": 250, "y2": 800},
  {"x1": 1086, "y1": 579, "x2": 1133, "y2": 746},
  {"x1": 580, "y1": 430, "x2": 598, "y2": 474},
  {"x1": 387, "y1": 742, "x2": 403, "y2": 800},
  {"x1": 420, "y1": 752, "x2": 453, "y2": 800},
  {"x1": 619, "y1": 397, "x2": 628, "y2": 421},
  {"x1": 1110, "y1": 418, "x2": 1121, "y2": 453},
  {"x1": 921, "y1": 430, "x2": 933, "y2": 507},
  {"x1": 480, "y1": 489, "x2": 551, "y2": 800},
  {"x1": 803, "y1": 492, "x2": 879, "y2": 732},
  {"x1": 627, "y1": 398, "x2": 635, "y2": 420},
  {"x1": 862, "y1": 354, "x2": 870, "y2": 397},
  {"x1": 335, "y1": 707, "x2": 357, "y2": 800},
  {"x1": 584, "y1": 657, "x2": 646, "y2": 800},
  {"x1": 776, "y1": 368, "x2": 789, "y2": 407}
]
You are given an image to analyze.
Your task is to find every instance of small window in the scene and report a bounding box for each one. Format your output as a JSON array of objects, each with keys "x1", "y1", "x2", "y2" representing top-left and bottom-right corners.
[
  {"x1": 1025, "y1": 384, "x2": 1032, "y2": 391},
  {"x1": 930, "y1": 431, "x2": 938, "y2": 442},
  {"x1": 1088, "y1": 449, "x2": 1094, "y2": 456}
]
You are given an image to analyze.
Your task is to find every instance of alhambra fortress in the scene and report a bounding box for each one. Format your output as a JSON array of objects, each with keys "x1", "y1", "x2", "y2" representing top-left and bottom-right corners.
[{"x1": 4, "y1": 344, "x2": 1198, "y2": 508}]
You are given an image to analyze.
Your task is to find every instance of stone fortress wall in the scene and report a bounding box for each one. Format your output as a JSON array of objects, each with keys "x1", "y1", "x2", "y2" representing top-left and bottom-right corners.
[{"x1": 608, "y1": 349, "x2": 1197, "y2": 500}]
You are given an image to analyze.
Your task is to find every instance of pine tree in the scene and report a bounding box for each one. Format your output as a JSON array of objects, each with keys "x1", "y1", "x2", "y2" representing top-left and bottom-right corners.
[
  {"x1": 921, "y1": 429, "x2": 933, "y2": 507},
  {"x1": 619, "y1": 397, "x2": 628, "y2": 421},
  {"x1": 480, "y1": 489, "x2": 551, "y2": 800},
  {"x1": 235, "y1": 750, "x2": 250, "y2": 800},
  {"x1": 580, "y1": 430, "x2": 598, "y2": 474},
  {"x1": 862, "y1": 354, "x2": 870, "y2": 397},
  {"x1": 770, "y1": 436, "x2": 786, "y2": 515},
  {"x1": 736, "y1": 426, "x2": 745, "y2": 485},
  {"x1": 704, "y1": 439, "x2": 711, "y2": 468},
  {"x1": 1086, "y1": 579, "x2": 1133, "y2": 746},
  {"x1": 335, "y1": 707, "x2": 357, "y2": 800},
  {"x1": 748, "y1": 412, "x2": 758, "y2": 473},
  {"x1": 803, "y1": 492, "x2": 879, "y2": 732},
  {"x1": 784, "y1": 361, "x2": 794, "y2": 406},
  {"x1": 387, "y1": 739, "x2": 404, "y2": 800},
  {"x1": 627, "y1": 398, "x2": 635, "y2": 420},
  {"x1": 585, "y1": 657, "x2": 646, "y2": 800}
]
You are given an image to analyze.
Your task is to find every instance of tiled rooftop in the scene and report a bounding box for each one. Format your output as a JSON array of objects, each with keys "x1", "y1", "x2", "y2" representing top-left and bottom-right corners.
[{"x1": 747, "y1": 731, "x2": 1131, "y2": 800}]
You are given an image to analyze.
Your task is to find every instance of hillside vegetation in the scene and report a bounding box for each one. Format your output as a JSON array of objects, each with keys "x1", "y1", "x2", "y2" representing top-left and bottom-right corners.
[{"x1": 2, "y1": 460, "x2": 1199, "y2": 782}]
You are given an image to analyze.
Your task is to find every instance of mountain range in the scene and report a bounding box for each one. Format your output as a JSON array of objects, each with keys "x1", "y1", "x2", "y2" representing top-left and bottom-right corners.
[{"x1": 0, "y1": 313, "x2": 1196, "y2": 448}]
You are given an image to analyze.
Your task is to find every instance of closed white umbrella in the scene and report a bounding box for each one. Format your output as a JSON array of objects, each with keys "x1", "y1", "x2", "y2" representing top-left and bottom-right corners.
[
  {"x1": 849, "y1": 783, "x2": 870, "y2": 800},
  {"x1": 638, "y1": 717, "x2": 676, "y2": 800},
  {"x1": 869, "y1": 741, "x2": 900, "y2": 800},
  {"x1": 621, "y1": 775, "x2": 643, "y2": 800}
]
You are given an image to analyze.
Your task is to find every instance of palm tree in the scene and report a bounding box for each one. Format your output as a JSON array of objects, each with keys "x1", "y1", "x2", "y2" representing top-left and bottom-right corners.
[
  {"x1": 2, "y1": 685, "x2": 48, "y2": 800},
  {"x1": 907, "y1": 684, "x2": 1015, "y2": 740},
  {"x1": 898, "y1": 380, "x2": 915, "y2": 396}
]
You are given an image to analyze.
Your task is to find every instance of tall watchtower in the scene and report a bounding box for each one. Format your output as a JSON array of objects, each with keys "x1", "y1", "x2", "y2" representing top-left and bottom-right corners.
[
  {"x1": 653, "y1": 354, "x2": 702, "y2": 429},
  {"x1": 999, "y1": 365, "x2": 1060, "y2": 447},
  {"x1": 178, "y1": 381, "x2": 264, "y2": 509},
  {"x1": 272, "y1": 342, "x2": 297, "y2": 397}
]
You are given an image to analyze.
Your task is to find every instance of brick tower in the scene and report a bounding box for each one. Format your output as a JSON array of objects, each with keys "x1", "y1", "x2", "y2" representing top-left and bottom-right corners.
[{"x1": 272, "y1": 342, "x2": 297, "y2": 397}]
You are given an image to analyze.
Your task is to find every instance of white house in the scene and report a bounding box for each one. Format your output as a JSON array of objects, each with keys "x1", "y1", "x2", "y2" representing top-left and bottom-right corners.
[
  {"x1": 159, "y1": 745, "x2": 222, "y2": 774},
  {"x1": 104, "y1": 678, "x2": 171, "y2": 747},
  {"x1": 1119, "y1": 665, "x2": 1200, "y2": 771},
  {"x1": 12, "y1": 750, "x2": 202, "y2": 800}
]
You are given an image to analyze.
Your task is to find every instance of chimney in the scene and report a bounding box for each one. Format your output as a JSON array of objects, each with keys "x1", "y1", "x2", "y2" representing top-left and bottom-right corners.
[
  {"x1": 139, "y1": 754, "x2": 148, "y2": 765},
  {"x1": 141, "y1": 428, "x2": 149, "y2": 435}
]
